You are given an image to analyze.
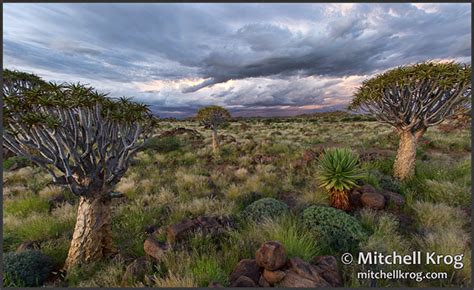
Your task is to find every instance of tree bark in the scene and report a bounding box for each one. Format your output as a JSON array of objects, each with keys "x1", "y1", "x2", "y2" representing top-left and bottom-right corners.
[
  {"x1": 211, "y1": 129, "x2": 219, "y2": 153},
  {"x1": 393, "y1": 130, "x2": 417, "y2": 180},
  {"x1": 64, "y1": 195, "x2": 116, "y2": 271}
]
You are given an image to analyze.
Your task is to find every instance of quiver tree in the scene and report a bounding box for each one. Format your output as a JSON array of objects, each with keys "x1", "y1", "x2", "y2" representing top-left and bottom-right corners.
[
  {"x1": 349, "y1": 62, "x2": 471, "y2": 180},
  {"x1": 3, "y1": 70, "x2": 155, "y2": 270},
  {"x1": 196, "y1": 105, "x2": 231, "y2": 153}
]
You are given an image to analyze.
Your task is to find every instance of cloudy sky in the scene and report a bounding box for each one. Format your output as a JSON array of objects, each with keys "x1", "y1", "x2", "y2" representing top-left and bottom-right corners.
[{"x1": 3, "y1": 3, "x2": 471, "y2": 118}]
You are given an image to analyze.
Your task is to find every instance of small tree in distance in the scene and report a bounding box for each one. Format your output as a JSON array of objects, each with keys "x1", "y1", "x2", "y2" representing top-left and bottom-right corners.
[
  {"x1": 3, "y1": 70, "x2": 155, "y2": 270},
  {"x1": 349, "y1": 62, "x2": 471, "y2": 180},
  {"x1": 196, "y1": 105, "x2": 231, "y2": 153}
]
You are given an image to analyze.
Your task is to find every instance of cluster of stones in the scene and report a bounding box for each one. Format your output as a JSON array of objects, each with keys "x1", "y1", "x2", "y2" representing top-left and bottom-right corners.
[
  {"x1": 350, "y1": 184, "x2": 404, "y2": 211},
  {"x1": 212, "y1": 241, "x2": 342, "y2": 288},
  {"x1": 121, "y1": 215, "x2": 235, "y2": 286}
]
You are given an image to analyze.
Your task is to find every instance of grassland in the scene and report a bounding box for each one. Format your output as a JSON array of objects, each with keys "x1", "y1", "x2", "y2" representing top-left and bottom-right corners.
[{"x1": 2, "y1": 112, "x2": 471, "y2": 287}]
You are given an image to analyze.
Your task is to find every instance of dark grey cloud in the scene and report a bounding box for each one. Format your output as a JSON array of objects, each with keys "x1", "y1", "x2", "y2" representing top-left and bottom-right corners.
[{"x1": 3, "y1": 3, "x2": 471, "y2": 117}]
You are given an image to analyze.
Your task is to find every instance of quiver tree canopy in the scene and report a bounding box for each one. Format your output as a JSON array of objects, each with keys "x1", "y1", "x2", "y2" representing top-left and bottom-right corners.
[
  {"x1": 3, "y1": 70, "x2": 155, "y2": 197},
  {"x1": 348, "y1": 62, "x2": 471, "y2": 179},
  {"x1": 349, "y1": 62, "x2": 471, "y2": 133},
  {"x1": 196, "y1": 105, "x2": 231, "y2": 130}
]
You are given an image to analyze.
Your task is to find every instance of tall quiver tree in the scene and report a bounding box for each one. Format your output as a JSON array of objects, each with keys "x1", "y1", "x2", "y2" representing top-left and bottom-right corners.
[
  {"x1": 196, "y1": 105, "x2": 231, "y2": 153},
  {"x1": 3, "y1": 70, "x2": 155, "y2": 270},
  {"x1": 349, "y1": 62, "x2": 471, "y2": 180}
]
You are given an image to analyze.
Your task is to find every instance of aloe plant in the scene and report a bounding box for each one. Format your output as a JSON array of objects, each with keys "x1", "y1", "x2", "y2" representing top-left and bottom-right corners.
[{"x1": 317, "y1": 148, "x2": 363, "y2": 211}]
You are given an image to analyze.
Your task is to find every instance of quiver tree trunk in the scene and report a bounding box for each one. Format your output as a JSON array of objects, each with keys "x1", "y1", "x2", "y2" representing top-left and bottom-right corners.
[
  {"x1": 64, "y1": 195, "x2": 116, "y2": 271},
  {"x1": 211, "y1": 129, "x2": 219, "y2": 153},
  {"x1": 393, "y1": 130, "x2": 417, "y2": 180}
]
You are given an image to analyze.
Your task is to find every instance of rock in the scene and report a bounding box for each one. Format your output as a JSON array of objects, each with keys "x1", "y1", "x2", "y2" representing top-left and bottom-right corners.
[
  {"x1": 263, "y1": 269, "x2": 286, "y2": 284},
  {"x1": 361, "y1": 192, "x2": 386, "y2": 210},
  {"x1": 208, "y1": 281, "x2": 224, "y2": 287},
  {"x1": 121, "y1": 257, "x2": 152, "y2": 286},
  {"x1": 229, "y1": 259, "x2": 261, "y2": 285},
  {"x1": 252, "y1": 154, "x2": 276, "y2": 165},
  {"x1": 360, "y1": 184, "x2": 377, "y2": 194},
  {"x1": 312, "y1": 256, "x2": 342, "y2": 287},
  {"x1": 278, "y1": 271, "x2": 327, "y2": 287},
  {"x1": 16, "y1": 241, "x2": 40, "y2": 252},
  {"x1": 279, "y1": 258, "x2": 331, "y2": 287},
  {"x1": 144, "y1": 224, "x2": 160, "y2": 235},
  {"x1": 159, "y1": 127, "x2": 203, "y2": 141},
  {"x1": 230, "y1": 276, "x2": 256, "y2": 287},
  {"x1": 379, "y1": 190, "x2": 405, "y2": 211},
  {"x1": 259, "y1": 275, "x2": 271, "y2": 287},
  {"x1": 302, "y1": 149, "x2": 318, "y2": 162},
  {"x1": 166, "y1": 216, "x2": 235, "y2": 243},
  {"x1": 143, "y1": 236, "x2": 169, "y2": 260},
  {"x1": 167, "y1": 218, "x2": 198, "y2": 243},
  {"x1": 271, "y1": 131, "x2": 282, "y2": 136},
  {"x1": 348, "y1": 189, "x2": 363, "y2": 209},
  {"x1": 256, "y1": 241, "x2": 287, "y2": 271},
  {"x1": 221, "y1": 134, "x2": 237, "y2": 144}
]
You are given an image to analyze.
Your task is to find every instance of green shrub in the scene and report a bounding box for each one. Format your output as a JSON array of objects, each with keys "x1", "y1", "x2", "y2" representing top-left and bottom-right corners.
[
  {"x1": 243, "y1": 197, "x2": 289, "y2": 221},
  {"x1": 143, "y1": 136, "x2": 181, "y2": 153},
  {"x1": 301, "y1": 205, "x2": 367, "y2": 253},
  {"x1": 3, "y1": 250, "x2": 54, "y2": 287},
  {"x1": 3, "y1": 156, "x2": 32, "y2": 171}
]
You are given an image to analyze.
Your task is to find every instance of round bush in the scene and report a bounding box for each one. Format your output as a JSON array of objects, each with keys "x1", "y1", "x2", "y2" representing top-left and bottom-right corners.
[
  {"x1": 3, "y1": 250, "x2": 54, "y2": 287},
  {"x1": 301, "y1": 205, "x2": 367, "y2": 253},
  {"x1": 243, "y1": 197, "x2": 289, "y2": 221}
]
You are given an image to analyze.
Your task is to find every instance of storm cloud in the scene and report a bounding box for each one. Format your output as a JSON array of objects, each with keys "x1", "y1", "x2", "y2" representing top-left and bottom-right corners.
[{"x1": 3, "y1": 3, "x2": 471, "y2": 117}]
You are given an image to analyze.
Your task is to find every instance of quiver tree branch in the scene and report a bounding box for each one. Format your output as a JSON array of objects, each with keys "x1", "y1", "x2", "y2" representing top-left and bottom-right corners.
[{"x1": 348, "y1": 62, "x2": 471, "y2": 180}]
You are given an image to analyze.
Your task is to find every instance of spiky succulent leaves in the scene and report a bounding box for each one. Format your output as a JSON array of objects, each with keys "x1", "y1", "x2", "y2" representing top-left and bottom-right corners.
[
  {"x1": 317, "y1": 148, "x2": 363, "y2": 210},
  {"x1": 348, "y1": 61, "x2": 471, "y2": 133},
  {"x1": 3, "y1": 70, "x2": 155, "y2": 197},
  {"x1": 196, "y1": 105, "x2": 231, "y2": 130},
  {"x1": 317, "y1": 148, "x2": 363, "y2": 192}
]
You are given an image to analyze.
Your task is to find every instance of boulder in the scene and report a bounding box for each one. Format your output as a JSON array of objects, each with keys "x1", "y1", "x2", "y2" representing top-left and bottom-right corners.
[
  {"x1": 166, "y1": 216, "x2": 235, "y2": 243},
  {"x1": 361, "y1": 192, "x2": 386, "y2": 210},
  {"x1": 348, "y1": 189, "x2": 363, "y2": 209},
  {"x1": 229, "y1": 259, "x2": 261, "y2": 285},
  {"x1": 360, "y1": 184, "x2": 377, "y2": 194},
  {"x1": 258, "y1": 275, "x2": 271, "y2": 287},
  {"x1": 279, "y1": 258, "x2": 331, "y2": 287},
  {"x1": 379, "y1": 190, "x2": 405, "y2": 211},
  {"x1": 312, "y1": 256, "x2": 342, "y2": 287},
  {"x1": 230, "y1": 275, "x2": 257, "y2": 287},
  {"x1": 143, "y1": 236, "x2": 169, "y2": 260},
  {"x1": 256, "y1": 241, "x2": 287, "y2": 271},
  {"x1": 166, "y1": 219, "x2": 198, "y2": 243},
  {"x1": 121, "y1": 257, "x2": 152, "y2": 286},
  {"x1": 263, "y1": 269, "x2": 286, "y2": 285},
  {"x1": 302, "y1": 149, "x2": 318, "y2": 162}
]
